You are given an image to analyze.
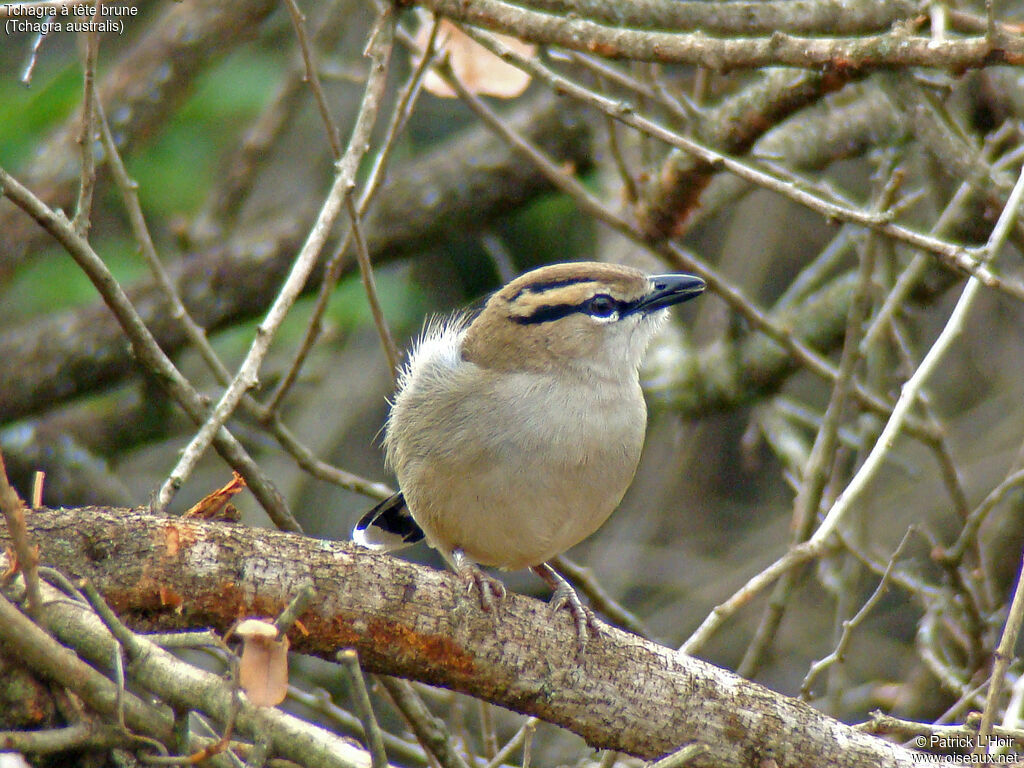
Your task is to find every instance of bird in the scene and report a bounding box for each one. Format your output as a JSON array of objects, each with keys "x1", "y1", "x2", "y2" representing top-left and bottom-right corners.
[{"x1": 353, "y1": 261, "x2": 705, "y2": 645}]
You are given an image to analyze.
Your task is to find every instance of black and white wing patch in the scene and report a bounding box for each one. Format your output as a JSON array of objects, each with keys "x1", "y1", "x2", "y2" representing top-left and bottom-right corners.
[{"x1": 352, "y1": 491, "x2": 425, "y2": 551}]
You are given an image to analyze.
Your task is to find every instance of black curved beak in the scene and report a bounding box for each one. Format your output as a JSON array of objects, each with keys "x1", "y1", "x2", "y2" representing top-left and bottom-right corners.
[{"x1": 627, "y1": 273, "x2": 706, "y2": 315}]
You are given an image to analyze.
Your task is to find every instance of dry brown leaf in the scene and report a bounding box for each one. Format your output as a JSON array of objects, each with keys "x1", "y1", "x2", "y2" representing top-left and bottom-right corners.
[
  {"x1": 183, "y1": 471, "x2": 246, "y2": 520},
  {"x1": 236, "y1": 618, "x2": 290, "y2": 707},
  {"x1": 418, "y1": 19, "x2": 534, "y2": 99}
]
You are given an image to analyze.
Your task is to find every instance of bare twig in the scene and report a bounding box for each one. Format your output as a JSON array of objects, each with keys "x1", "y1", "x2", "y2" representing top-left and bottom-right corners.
[
  {"x1": 282, "y1": 0, "x2": 343, "y2": 159},
  {"x1": 482, "y1": 717, "x2": 539, "y2": 768},
  {"x1": 801, "y1": 528, "x2": 915, "y2": 698},
  {"x1": 339, "y1": 650, "x2": 389, "y2": 768},
  {"x1": 347, "y1": 192, "x2": 400, "y2": 378},
  {"x1": 0, "y1": 166, "x2": 298, "y2": 531},
  {"x1": 273, "y1": 581, "x2": 316, "y2": 637},
  {"x1": 378, "y1": 676, "x2": 472, "y2": 768},
  {"x1": 0, "y1": 451, "x2": 42, "y2": 617},
  {"x1": 944, "y1": 468, "x2": 1024, "y2": 566},
  {"x1": 975, "y1": 547, "x2": 1024, "y2": 755},
  {"x1": 645, "y1": 742, "x2": 710, "y2": 768},
  {"x1": 151, "y1": 5, "x2": 397, "y2": 512},
  {"x1": 264, "y1": 15, "x2": 440, "y2": 414},
  {"x1": 71, "y1": 0, "x2": 102, "y2": 238},
  {"x1": 681, "y1": 162, "x2": 1024, "y2": 655},
  {"x1": 94, "y1": 94, "x2": 230, "y2": 386}
]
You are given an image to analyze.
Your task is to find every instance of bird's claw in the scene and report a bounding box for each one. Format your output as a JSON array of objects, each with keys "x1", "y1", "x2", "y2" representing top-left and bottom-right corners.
[
  {"x1": 533, "y1": 563, "x2": 602, "y2": 653},
  {"x1": 549, "y1": 580, "x2": 602, "y2": 652},
  {"x1": 466, "y1": 566, "x2": 506, "y2": 613},
  {"x1": 453, "y1": 549, "x2": 506, "y2": 613}
]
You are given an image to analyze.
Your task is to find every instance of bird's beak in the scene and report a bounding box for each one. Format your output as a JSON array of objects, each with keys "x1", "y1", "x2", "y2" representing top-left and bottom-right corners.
[{"x1": 628, "y1": 273, "x2": 706, "y2": 315}]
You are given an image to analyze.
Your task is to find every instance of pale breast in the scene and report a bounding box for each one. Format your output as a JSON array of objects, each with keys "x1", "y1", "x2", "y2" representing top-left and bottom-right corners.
[{"x1": 386, "y1": 352, "x2": 647, "y2": 569}]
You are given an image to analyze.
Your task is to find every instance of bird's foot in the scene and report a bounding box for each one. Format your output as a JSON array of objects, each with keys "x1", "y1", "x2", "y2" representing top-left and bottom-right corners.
[
  {"x1": 532, "y1": 563, "x2": 602, "y2": 653},
  {"x1": 453, "y1": 549, "x2": 506, "y2": 613}
]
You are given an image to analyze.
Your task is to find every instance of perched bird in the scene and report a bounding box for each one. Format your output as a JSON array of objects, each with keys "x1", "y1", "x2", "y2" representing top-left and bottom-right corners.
[{"x1": 354, "y1": 261, "x2": 705, "y2": 643}]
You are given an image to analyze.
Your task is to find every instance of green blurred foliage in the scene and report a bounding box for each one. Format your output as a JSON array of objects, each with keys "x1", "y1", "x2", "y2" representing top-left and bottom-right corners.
[
  {"x1": 504, "y1": 190, "x2": 593, "y2": 269},
  {"x1": 127, "y1": 48, "x2": 284, "y2": 215},
  {"x1": 207, "y1": 269, "x2": 429, "y2": 367},
  {"x1": 0, "y1": 46, "x2": 283, "y2": 320},
  {"x1": 0, "y1": 236, "x2": 147, "y2": 318},
  {"x1": 0, "y1": 64, "x2": 80, "y2": 165}
]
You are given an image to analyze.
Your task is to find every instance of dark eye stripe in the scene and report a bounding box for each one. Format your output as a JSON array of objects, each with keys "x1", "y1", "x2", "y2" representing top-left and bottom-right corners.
[
  {"x1": 510, "y1": 297, "x2": 628, "y2": 325},
  {"x1": 509, "y1": 303, "x2": 580, "y2": 325}
]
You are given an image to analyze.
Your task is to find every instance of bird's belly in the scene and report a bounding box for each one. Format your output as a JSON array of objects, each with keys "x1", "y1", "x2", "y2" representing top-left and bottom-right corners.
[
  {"x1": 388, "y1": 366, "x2": 647, "y2": 570},
  {"x1": 401, "y1": 431, "x2": 642, "y2": 570}
]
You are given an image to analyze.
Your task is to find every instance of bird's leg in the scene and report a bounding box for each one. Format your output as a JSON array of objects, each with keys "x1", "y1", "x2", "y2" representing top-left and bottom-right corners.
[
  {"x1": 532, "y1": 562, "x2": 601, "y2": 650},
  {"x1": 452, "y1": 548, "x2": 506, "y2": 613}
]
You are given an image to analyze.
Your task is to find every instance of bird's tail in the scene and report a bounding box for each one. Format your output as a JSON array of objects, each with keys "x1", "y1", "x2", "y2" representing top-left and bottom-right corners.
[{"x1": 352, "y1": 491, "x2": 425, "y2": 551}]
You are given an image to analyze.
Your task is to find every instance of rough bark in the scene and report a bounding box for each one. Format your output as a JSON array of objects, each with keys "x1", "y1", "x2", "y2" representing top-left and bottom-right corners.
[{"x1": 1, "y1": 506, "x2": 922, "y2": 766}]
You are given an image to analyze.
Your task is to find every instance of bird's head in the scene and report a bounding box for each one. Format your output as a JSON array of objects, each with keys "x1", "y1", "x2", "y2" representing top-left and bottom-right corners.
[{"x1": 461, "y1": 262, "x2": 705, "y2": 376}]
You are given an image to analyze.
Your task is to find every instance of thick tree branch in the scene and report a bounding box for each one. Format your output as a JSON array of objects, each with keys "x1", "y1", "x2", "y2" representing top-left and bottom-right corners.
[
  {"x1": 1, "y1": 506, "x2": 921, "y2": 766},
  {"x1": 0, "y1": 585, "x2": 371, "y2": 768},
  {"x1": 416, "y1": 0, "x2": 1024, "y2": 69},
  {"x1": 517, "y1": 0, "x2": 919, "y2": 35}
]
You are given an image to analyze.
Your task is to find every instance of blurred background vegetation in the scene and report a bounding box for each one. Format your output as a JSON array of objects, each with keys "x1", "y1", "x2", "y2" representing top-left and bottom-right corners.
[{"x1": 3, "y1": 0, "x2": 1024, "y2": 764}]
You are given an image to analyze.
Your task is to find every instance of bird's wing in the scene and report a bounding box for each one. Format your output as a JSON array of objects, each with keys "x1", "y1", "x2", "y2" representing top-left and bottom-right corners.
[{"x1": 352, "y1": 491, "x2": 425, "y2": 551}]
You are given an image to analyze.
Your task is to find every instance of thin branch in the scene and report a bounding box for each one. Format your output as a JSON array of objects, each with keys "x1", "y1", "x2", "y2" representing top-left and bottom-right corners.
[
  {"x1": 0, "y1": 166, "x2": 299, "y2": 532},
  {"x1": 151, "y1": 5, "x2": 397, "y2": 513},
  {"x1": 944, "y1": 468, "x2": 1024, "y2": 566},
  {"x1": 975, "y1": 552, "x2": 1024, "y2": 755},
  {"x1": 274, "y1": 581, "x2": 316, "y2": 637},
  {"x1": 339, "y1": 650, "x2": 389, "y2": 768},
  {"x1": 482, "y1": 718, "x2": 539, "y2": 768},
  {"x1": 378, "y1": 676, "x2": 473, "y2": 768},
  {"x1": 0, "y1": 451, "x2": 42, "y2": 617},
  {"x1": 265, "y1": 16, "x2": 440, "y2": 414},
  {"x1": 71, "y1": 0, "x2": 101, "y2": 238},
  {"x1": 94, "y1": 92, "x2": 230, "y2": 388},
  {"x1": 645, "y1": 742, "x2": 710, "y2": 768},
  {"x1": 282, "y1": 0, "x2": 343, "y2": 159},
  {"x1": 801, "y1": 528, "x2": 915, "y2": 698},
  {"x1": 347, "y1": 192, "x2": 400, "y2": 378},
  {"x1": 196, "y1": 0, "x2": 352, "y2": 231}
]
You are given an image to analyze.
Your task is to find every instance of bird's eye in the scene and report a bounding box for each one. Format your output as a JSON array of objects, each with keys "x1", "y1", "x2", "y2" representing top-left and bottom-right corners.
[{"x1": 582, "y1": 294, "x2": 618, "y2": 318}]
